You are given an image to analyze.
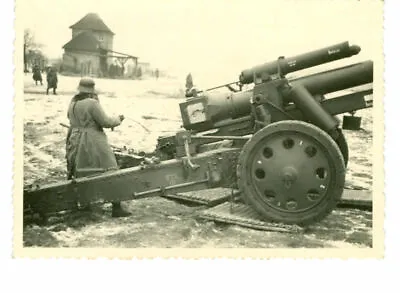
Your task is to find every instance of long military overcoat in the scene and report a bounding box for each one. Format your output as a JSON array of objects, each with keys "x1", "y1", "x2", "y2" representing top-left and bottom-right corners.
[
  {"x1": 65, "y1": 95, "x2": 122, "y2": 179},
  {"x1": 47, "y1": 70, "x2": 58, "y2": 89},
  {"x1": 32, "y1": 67, "x2": 42, "y2": 82}
]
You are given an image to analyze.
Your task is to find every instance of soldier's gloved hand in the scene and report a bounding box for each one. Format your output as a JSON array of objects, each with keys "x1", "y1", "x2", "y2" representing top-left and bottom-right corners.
[{"x1": 119, "y1": 114, "x2": 125, "y2": 122}]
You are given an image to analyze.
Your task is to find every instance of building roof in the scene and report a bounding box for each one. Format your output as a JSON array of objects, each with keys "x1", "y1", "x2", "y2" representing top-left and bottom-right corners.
[
  {"x1": 62, "y1": 31, "x2": 101, "y2": 52},
  {"x1": 69, "y1": 13, "x2": 114, "y2": 35}
]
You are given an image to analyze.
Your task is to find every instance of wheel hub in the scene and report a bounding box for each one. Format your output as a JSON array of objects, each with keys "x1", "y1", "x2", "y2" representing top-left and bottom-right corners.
[{"x1": 281, "y1": 166, "x2": 298, "y2": 189}]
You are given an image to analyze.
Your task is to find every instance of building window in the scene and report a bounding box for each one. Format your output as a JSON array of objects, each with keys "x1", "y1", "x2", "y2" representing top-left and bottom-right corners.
[{"x1": 99, "y1": 35, "x2": 104, "y2": 42}]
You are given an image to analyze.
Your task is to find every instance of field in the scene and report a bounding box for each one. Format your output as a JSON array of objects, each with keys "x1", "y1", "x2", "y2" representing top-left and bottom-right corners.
[{"x1": 22, "y1": 73, "x2": 373, "y2": 248}]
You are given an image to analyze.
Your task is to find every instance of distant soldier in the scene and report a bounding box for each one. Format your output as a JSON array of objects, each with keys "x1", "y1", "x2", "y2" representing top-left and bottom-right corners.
[
  {"x1": 155, "y1": 68, "x2": 159, "y2": 80},
  {"x1": 185, "y1": 73, "x2": 198, "y2": 98},
  {"x1": 32, "y1": 65, "x2": 43, "y2": 85},
  {"x1": 46, "y1": 66, "x2": 58, "y2": 95}
]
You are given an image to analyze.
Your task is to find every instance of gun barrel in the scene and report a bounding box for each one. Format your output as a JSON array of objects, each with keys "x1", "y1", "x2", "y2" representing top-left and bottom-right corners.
[
  {"x1": 239, "y1": 41, "x2": 361, "y2": 84},
  {"x1": 180, "y1": 60, "x2": 373, "y2": 132},
  {"x1": 225, "y1": 61, "x2": 373, "y2": 121},
  {"x1": 289, "y1": 60, "x2": 373, "y2": 95}
]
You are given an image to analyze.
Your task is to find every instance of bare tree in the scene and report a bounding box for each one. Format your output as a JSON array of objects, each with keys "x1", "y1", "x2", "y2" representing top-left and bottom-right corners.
[{"x1": 24, "y1": 29, "x2": 45, "y2": 72}]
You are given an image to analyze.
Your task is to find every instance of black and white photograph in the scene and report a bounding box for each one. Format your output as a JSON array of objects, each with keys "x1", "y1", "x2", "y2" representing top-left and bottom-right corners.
[{"x1": 14, "y1": 0, "x2": 384, "y2": 257}]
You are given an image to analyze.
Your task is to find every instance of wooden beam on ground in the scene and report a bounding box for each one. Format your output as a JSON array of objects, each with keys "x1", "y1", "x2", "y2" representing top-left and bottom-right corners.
[
  {"x1": 338, "y1": 189, "x2": 372, "y2": 210},
  {"x1": 171, "y1": 188, "x2": 373, "y2": 210},
  {"x1": 199, "y1": 202, "x2": 305, "y2": 233}
]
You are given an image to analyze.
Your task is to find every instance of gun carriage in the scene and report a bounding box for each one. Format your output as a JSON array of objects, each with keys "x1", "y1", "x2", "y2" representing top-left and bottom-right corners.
[{"x1": 24, "y1": 41, "x2": 373, "y2": 226}]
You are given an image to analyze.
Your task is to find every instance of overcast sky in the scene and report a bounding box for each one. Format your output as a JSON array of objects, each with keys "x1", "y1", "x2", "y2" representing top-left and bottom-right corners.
[{"x1": 22, "y1": 0, "x2": 383, "y2": 85}]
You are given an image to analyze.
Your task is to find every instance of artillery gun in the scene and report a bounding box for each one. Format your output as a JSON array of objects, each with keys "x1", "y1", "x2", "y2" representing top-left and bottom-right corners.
[{"x1": 24, "y1": 41, "x2": 373, "y2": 226}]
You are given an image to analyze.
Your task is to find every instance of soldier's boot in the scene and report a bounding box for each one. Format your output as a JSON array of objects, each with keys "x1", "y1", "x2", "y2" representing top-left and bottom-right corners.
[
  {"x1": 53, "y1": 88, "x2": 57, "y2": 95},
  {"x1": 46, "y1": 88, "x2": 49, "y2": 95},
  {"x1": 111, "y1": 202, "x2": 132, "y2": 218}
]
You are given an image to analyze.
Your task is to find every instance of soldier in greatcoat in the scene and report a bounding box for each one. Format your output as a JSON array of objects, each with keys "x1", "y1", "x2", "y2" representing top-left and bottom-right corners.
[
  {"x1": 185, "y1": 73, "x2": 198, "y2": 98},
  {"x1": 46, "y1": 67, "x2": 58, "y2": 95},
  {"x1": 65, "y1": 77, "x2": 131, "y2": 217},
  {"x1": 32, "y1": 65, "x2": 43, "y2": 85}
]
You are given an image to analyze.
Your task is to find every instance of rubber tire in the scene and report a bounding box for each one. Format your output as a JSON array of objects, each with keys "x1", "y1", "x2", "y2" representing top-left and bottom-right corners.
[{"x1": 236, "y1": 121, "x2": 346, "y2": 226}]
